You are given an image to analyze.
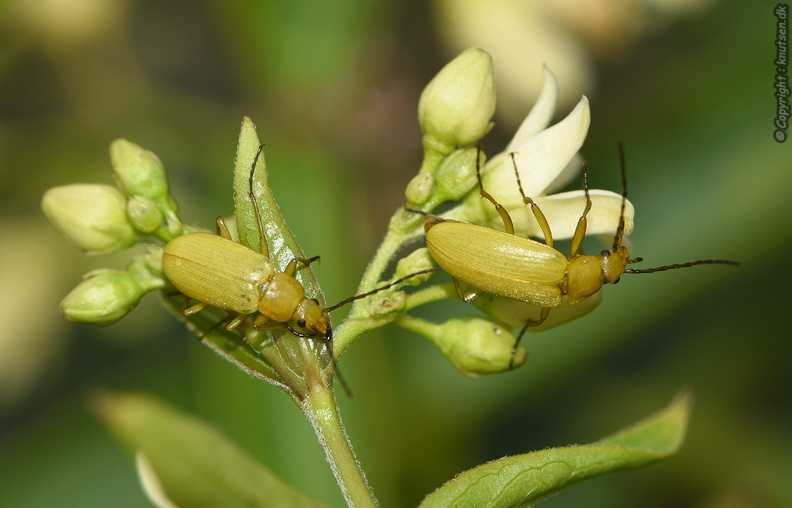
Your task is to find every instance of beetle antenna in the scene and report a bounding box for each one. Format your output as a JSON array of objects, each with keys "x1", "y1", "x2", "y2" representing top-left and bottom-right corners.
[
  {"x1": 625, "y1": 259, "x2": 740, "y2": 274},
  {"x1": 324, "y1": 268, "x2": 441, "y2": 312},
  {"x1": 196, "y1": 317, "x2": 228, "y2": 342},
  {"x1": 404, "y1": 206, "x2": 428, "y2": 216},
  {"x1": 324, "y1": 336, "x2": 353, "y2": 399},
  {"x1": 248, "y1": 144, "x2": 269, "y2": 257},
  {"x1": 612, "y1": 142, "x2": 628, "y2": 252}
]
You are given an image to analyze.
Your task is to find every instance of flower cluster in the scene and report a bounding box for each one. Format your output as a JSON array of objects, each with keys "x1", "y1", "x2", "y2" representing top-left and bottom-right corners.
[
  {"x1": 42, "y1": 48, "x2": 636, "y2": 382},
  {"x1": 374, "y1": 48, "x2": 635, "y2": 376},
  {"x1": 41, "y1": 140, "x2": 182, "y2": 325}
]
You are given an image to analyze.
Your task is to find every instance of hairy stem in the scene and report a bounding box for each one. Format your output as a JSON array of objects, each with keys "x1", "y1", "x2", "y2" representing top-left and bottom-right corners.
[{"x1": 302, "y1": 383, "x2": 377, "y2": 507}]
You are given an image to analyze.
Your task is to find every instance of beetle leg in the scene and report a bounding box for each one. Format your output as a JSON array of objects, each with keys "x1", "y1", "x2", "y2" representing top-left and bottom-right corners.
[
  {"x1": 283, "y1": 256, "x2": 321, "y2": 277},
  {"x1": 226, "y1": 313, "x2": 250, "y2": 331},
  {"x1": 569, "y1": 164, "x2": 593, "y2": 258},
  {"x1": 510, "y1": 307, "x2": 551, "y2": 369},
  {"x1": 183, "y1": 301, "x2": 208, "y2": 316},
  {"x1": 511, "y1": 153, "x2": 554, "y2": 248},
  {"x1": 453, "y1": 278, "x2": 483, "y2": 303},
  {"x1": 475, "y1": 148, "x2": 515, "y2": 235},
  {"x1": 215, "y1": 217, "x2": 232, "y2": 240}
]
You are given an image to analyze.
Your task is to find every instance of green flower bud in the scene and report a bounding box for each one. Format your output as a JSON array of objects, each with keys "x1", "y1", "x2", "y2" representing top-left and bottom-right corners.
[
  {"x1": 418, "y1": 48, "x2": 496, "y2": 154},
  {"x1": 405, "y1": 173, "x2": 435, "y2": 205},
  {"x1": 110, "y1": 139, "x2": 170, "y2": 203},
  {"x1": 429, "y1": 317, "x2": 527, "y2": 377},
  {"x1": 434, "y1": 147, "x2": 481, "y2": 202},
  {"x1": 127, "y1": 195, "x2": 164, "y2": 234},
  {"x1": 61, "y1": 269, "x2": 146, "y2": 325},
  {"x1": 41, "y1": 184, "x2": 137, "y2": 254},
  {"x1": 395, "y1": 247, "x2": 436, "y2": 280}
]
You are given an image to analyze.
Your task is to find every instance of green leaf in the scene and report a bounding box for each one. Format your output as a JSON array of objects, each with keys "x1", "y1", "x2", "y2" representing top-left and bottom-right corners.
[
  {"x1": 231, "y1": 117, "x2": 334, "y2": 399},
  {"x1": 91, "y1": 390, "x2": 328, "y2": 508},
  {"x1": 233, "y1": 117, "x2": 323, "y2": 303},
  {"x1": 419, "y1": 388, "x2": 693, "y2": 508}
]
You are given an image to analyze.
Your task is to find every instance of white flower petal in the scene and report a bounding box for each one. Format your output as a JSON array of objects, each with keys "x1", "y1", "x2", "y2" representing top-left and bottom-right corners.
[
  {"x1": 544, "y1": 153, "x2": 584, "y2": 194},
  {"x1": 507, "y1": 189, "x2": 634, "y2": 241},
  {"x1": 506, "y1": 66, "x2": 559, "y2": 152},
  {"x1": 483, "y1": 96, "x2": 591, "y2": 204}
]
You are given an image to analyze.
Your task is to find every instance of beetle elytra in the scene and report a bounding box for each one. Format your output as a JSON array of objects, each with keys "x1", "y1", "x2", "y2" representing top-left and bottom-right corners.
[{"x1": 422, "y1": 145, "x2": 739, "y2": 360}]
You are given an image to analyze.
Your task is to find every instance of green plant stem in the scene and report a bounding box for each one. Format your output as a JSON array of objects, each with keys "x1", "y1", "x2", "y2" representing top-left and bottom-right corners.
[
  {"x1": 333, "y1": 211, "x2": 425, "y2": 354},
  {"x1": 301, "y1": 383, "x2": 377, "y2": 507}
]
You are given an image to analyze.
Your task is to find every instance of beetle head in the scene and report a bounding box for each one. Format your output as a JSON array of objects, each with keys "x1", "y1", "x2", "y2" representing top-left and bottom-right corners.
[{"x1": 294, "y1": 298, "x2": 331, "y2": 341}]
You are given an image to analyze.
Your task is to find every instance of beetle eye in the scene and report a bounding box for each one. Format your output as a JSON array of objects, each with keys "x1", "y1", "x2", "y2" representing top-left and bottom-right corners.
[
  {"x1": 297, "y1": 319, "x2": 306, "y2": 327},
  {"x1": 600, "y1": 250, "x2": 610, "y2": 257}
]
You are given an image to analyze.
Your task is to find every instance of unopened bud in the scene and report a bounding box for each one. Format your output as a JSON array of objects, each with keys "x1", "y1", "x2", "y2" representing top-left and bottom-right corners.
[
  {"x1": 405, "y1": 173, "x2": 435, "y2": 205},
  {"x1": 42, "y1": 184, "x2": 136, "y2": 254},
  {"x1": 434, "y1": 147, "x2": 480, "y2": 202},
  {"x1": 61, "y1": 270, "x2": 146, "y2": 325},
  {"x1": 127, "y1": 196, "x2": 164, "y2": 234},
  {"x1": 432, "y1": 317, "x2": 526, "y2": 377},
  {"x1": 110, "y1": 139, "x2": 170, "y2": 204},
  {"x1": 418, "y1": 48, "x2": 496, "y2": 154}
]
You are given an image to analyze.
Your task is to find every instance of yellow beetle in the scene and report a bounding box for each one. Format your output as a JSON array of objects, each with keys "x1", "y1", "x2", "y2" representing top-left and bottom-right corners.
[
  {"x1": 163, "y1": 146, "x2": 331, "y2": 340},
  {"x1": 424, "y1": 146, "x2": 738, "y2": 337},
  {"x1": 163, "y1": 145, "x2": 435, "y2": 342},
  {"x1": 164, "y1": 230, "x2": 329, "y2": 337}
]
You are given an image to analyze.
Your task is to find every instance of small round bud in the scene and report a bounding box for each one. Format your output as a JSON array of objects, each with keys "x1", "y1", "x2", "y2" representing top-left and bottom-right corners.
[
  {"x1": 405, "y1": 173, "x2": 435, "y2": 205},
  {"x1": 434, "y1": 147, "x2": 480, "y2": 202},
  {"x1": 418, "y1": 48, "x2": 496, "y2": 154},
  {"x1": 395, "y1": 248, "x2": 436, "y2": 280},
  {"x1": 432, "y1": 317, "x2": 527, "y2": 377},
  {"x1": 127, "y1": 196, "x2": 164, "y2": 234},
  {"x1": 41, "y1": 184, "x2": 137, "y2": 254},
  {"x1": 109, "y1": 139, "x2": 170, "y2": 203},
  {"x1": 61, "y1": 270, "x2": 146, "y2": 325}
]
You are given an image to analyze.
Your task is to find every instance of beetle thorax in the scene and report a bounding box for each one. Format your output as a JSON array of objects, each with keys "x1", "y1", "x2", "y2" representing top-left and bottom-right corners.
[
  {"x1": 258, "y1": 273, "x2": 305, "y2": 322},
  {"x1": 565, "y1": 255, "x2": 604, "y2": 305}
]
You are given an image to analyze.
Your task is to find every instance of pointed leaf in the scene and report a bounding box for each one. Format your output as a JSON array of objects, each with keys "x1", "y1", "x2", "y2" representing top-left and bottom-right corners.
[
  {"x1": 92, "y1": 390, "x2": 328, "y2": 508},
  {"x1": 420, "y1": 389, "x2": 693, "y2": 508}
]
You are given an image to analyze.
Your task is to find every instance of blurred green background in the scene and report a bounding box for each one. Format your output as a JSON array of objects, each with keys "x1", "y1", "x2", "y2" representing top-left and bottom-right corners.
[{"x1": 0, "y1": 0, "x2": 787, "y2": 506}]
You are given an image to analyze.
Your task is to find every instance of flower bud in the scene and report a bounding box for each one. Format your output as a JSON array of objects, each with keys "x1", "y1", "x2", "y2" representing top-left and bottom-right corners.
[
  {"x1": 127, "y1": 195, "x2": 164, "y2": 234},
  {"x1": 110, "y1": 139, "x2": 171, "y2": 203},
  {"x1": 42, "y1": 184, "x2": 136, "y2": 254},
  {"x1": 431, "y1": 317, "x2": 527, "y2": 377},
  {"x1": 434, "y1": 147, "x2": 480, "y2": 202},
  {"x1": 395, "y1": 248, "x2": 436, "y2": 280},
  {"x1": 418, "y1": 48, "x2": 496, "y2": 154},
  {"x1": 61, "y1": 270, "x2": 146, "y2": 325},
  {"x1": 405, "y1": 173, "x2": 435, "y2": 205}
]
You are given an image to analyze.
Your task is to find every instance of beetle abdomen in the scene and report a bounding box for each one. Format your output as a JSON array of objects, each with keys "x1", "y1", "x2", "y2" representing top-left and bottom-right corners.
[
  {"x1": 426, "y1": 220, "x2": 567, "y2": 307},
  {"x1": 163, "y1": 232, "x2": 275, "y2": 314}
]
